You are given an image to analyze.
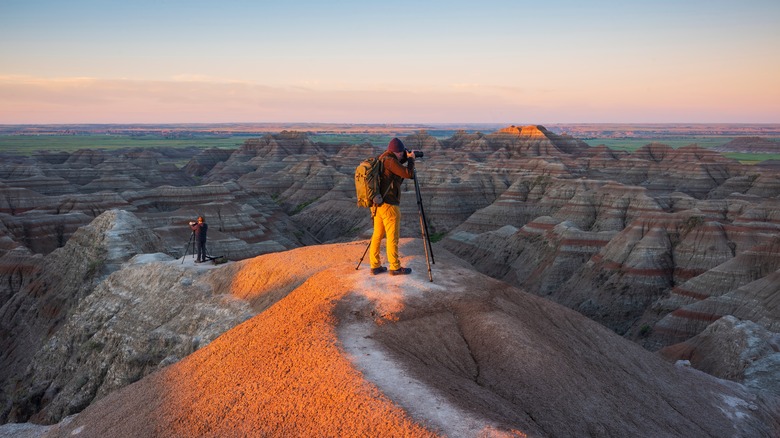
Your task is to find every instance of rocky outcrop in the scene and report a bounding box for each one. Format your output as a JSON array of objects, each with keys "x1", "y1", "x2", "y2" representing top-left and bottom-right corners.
[
  {"x1": 0, "y1": 247, "x2": 41, "y2": 308},
  {"x1": 446, "y1": 185, "x2": 780, "y2": 345},
  {"x1": 0, "y1": 210, "x2": 166, "y2": 424},
  {"x1": 6, "y1": 254, "x2": 253, "y2": 424},
  {"x1": 0, "y1": 189, "x2": 133, "y2": 255},
  {"x1": 0, "y1": 212, "x2": 92, "y2": 254},
  {"x1": 203, "y1": 132, "x2": 326, "y2": 183},
  {"x1": 0, "y1": 170, "x2": 314, "y2": 260},
  {"x1": 13, "y1": 240, "x2": 780, "y2": 437},
  {"x1": 2, "y1": 128, "x2": 780, "y2": 417},
  {"x1": 712, "y1": 136, "x2": 780, "y2": 153},
  {"x1": 489, "y1": 124, "x2": 590, "y2": 156},
  {"x1": 182, "y1": 148, "x2": 234, "y2": 177},
  {"x1": 1, "y1": 176, "x2": 78, "y2": 197},
  {"x1": 659, "y1": 316, "x2": 780, "y2": 396},
  {"x1": 648, "y1": 244, "x2": 780, "y2": 347}
]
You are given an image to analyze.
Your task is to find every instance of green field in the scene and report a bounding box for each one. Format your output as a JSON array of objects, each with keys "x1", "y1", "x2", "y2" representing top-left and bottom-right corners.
[
  {"x1": 720, "y1": 152, "x2": 780, "y2": 164},
  {"x1": 307, "y1": 134, "x2": 395, "y2": 145},
  {"x1": 582, "y1": 137, "x2": 735, "y2": 150},
  {"x1": 3, "y1": 133, "x2": 779, "y2": 165},
  {"x1": 0, "y1": 133, "x2": 398, "y2": 155},
  {"x1": 582, "y1": 137, "x2": 780, "y2": 164},
  {"x1": 0, "y1": 135, "x2": 248, "y2": 155}
]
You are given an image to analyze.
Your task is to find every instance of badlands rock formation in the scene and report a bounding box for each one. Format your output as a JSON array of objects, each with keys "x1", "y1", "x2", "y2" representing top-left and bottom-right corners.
[
  {"x1": 2, "y1": 126, "x2": 780, "y2": 433},
  {"x1": 712, "y1": 136, "x2": 780, "y2": 153},
  {"x1": 2, "y1": 240, "x2": 779, "y2": 437},
  {"x1": 0, "y1": 210, "x2": 166, "y2": 422},
  {"x1": 0, "y1": 143, "x2": 316, "y2": 259}
]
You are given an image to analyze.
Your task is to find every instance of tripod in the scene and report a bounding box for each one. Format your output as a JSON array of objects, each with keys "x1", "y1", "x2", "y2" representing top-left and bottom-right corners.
[
  {"x1": 181, "y1": 230, "x2": 196, "y2": 264},
  {"x1": 355, "y1": 168, "x2": 435, "y2": 282}
]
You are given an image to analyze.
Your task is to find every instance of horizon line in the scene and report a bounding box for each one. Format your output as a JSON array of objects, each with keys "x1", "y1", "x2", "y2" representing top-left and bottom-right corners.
[{"x1": 2, "y1": 122, "x2": 780, "y2": 127}]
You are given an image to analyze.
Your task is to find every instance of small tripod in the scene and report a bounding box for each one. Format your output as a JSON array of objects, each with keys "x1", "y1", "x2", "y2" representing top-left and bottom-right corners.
[
  {"x1": 181, "y1": 230, "x2": 196, "y2": 264},
  {"x1": 355, "y1": 168, "x2": 435, "y2": 282}
]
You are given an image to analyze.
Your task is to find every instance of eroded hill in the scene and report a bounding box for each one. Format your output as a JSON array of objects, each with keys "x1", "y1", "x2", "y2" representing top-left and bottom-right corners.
[
  {"x1": 3, "y1": 237, "x2": 779, "y2": 437},
  {"x1": 2, "y1": 126, "x2": 780, "y2": 435}
]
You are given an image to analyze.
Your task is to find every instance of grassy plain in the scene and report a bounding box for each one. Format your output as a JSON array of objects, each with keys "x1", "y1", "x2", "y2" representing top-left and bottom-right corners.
[
  {"x1": 582, "y1": 137, "x2": 733, "y2": 150},
  {"x1": 308, "y1": 134, "x2": 394, "y2": 145},
  {"x1": 719, "y1": 152, "x2": 780, "y2": 164},
  {"x1": 0, "y1": 135, "x2": 247, "y2": 155},
  {"x1": 583, "y1": 137, "x2": 780, "y2": 164},
  {"x1": 3, "y1": 133, "x2": 779, "y2": 164},
  {"x1": 0, "y1": 134, "x2": 397, "y2": 155}
]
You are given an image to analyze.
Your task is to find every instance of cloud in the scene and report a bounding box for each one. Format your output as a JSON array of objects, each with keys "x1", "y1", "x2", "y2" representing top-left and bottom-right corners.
[
  {"x1": 0, "y1": 75, "x2": 777, "y2": 124},
  {"x1": 0, "y1": 75, "x2": 538, "y2": 124}
]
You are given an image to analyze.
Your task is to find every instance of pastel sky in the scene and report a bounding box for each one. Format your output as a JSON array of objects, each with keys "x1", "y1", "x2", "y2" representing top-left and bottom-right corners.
[{"x1": 1, "y1": 0, "x2": 778, "y2": 124}]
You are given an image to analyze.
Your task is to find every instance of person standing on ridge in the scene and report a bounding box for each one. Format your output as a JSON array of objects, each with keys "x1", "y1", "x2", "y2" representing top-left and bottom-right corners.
[
  {"x1": 190, "y1": 216, "x2": 208, "y2": 263},
  {"x1": 369, "y1": 138, "x2": 415, "y2": 276}
]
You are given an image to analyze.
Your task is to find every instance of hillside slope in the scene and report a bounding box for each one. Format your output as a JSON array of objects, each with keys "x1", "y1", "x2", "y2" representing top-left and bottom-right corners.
[{"x1": 21, "y1": 240, "x2": 780, "y2": 438}]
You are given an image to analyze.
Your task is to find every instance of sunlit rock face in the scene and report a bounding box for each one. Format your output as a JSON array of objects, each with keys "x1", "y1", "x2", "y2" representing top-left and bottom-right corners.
[
  {"x1": 490, "y1": 124, "x2": 590, "y2": 156},
  {"x1": 6, "y1": 241, "x2": 779, "y2": 436}
]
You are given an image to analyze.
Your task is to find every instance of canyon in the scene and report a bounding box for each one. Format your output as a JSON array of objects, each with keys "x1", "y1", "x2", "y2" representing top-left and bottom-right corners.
[{"x1": 1, "y1": 125, "x2": 779, "y2": 436}]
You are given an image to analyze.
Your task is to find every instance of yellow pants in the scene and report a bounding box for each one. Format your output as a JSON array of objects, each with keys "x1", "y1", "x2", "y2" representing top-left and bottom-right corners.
[{"x1": 370, "y1": 203, "x2": 401, "y2": 271}]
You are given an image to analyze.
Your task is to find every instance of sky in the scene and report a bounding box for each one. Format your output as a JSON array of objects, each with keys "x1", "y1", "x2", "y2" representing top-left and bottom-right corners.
[{"x1": 1, "y1": 0, "x2": 779, "y2": 124}]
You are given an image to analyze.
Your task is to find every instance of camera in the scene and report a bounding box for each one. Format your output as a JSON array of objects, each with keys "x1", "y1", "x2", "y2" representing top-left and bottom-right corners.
[{"x1": 406, "y1": 150, "x2": 424, "y2": 159}]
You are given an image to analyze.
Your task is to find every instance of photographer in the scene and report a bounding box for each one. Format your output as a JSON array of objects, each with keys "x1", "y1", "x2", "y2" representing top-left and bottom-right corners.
[
  {"x1": 369, "y1": 138, "x2": 419, "y2": 276},
  {"x1": 189, "y1": 216, "x2": 208, "y2": 263}
]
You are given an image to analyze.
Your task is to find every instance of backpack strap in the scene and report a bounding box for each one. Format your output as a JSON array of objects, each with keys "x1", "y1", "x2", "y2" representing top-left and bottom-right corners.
[{"x1": 377, "y1": 154, "x2": 393, "y2": 198}]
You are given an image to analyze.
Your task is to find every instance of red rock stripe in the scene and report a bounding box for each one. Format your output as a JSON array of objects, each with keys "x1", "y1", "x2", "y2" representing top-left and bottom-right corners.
[
  {"x1": 671, "y1": 287, "x2": 709, "y2": 300},
  {"x1": 670, "y1": 308, "x2": 721, "y2": 322}
]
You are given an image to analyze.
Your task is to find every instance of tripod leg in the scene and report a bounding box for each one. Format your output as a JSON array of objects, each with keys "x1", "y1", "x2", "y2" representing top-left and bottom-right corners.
[
  {"x1": 416, "y1": 179, "x2": 435, "y2": 264},
  {"x1": 181, "y1": 231, "x2": 195, "y2": 264},
  {"x1": 418, "y1": 208, "x2": 433, "y2": 282},
  {"x1": 356, "y1": 207, "x2": 378, "y2": 270},
  {"x1": 356, "y1": 239, "x2": 371, "y2": 270},
  {"x1": 413, "y1": 171, "x2": 434, "y2": 282}
]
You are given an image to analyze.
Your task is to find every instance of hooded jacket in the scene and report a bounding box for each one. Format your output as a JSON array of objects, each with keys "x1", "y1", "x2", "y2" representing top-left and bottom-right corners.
[{"x1": 378, "y1": 150, "x2": 415, "y2": 205}]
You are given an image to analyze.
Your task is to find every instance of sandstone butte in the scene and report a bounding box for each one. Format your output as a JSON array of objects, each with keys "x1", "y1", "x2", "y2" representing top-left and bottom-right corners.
[
  {"x1": 2, "y1": 236, "x2": 778, "y2": 438},
  {"x1": 497, "y1": 125, "x2": 549, "y2": 138}
]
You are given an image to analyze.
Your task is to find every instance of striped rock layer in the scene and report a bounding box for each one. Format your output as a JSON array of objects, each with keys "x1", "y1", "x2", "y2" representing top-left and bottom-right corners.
[{"x1": 2, "y1": 126, "x2": 780, "y2": 398}]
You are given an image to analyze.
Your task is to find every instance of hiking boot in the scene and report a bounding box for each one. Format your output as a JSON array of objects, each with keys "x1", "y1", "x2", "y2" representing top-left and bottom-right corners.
[
  {"x1": 390, "y1": 267, "x2": 412, "y2": 276},
  {"x1": 371, "y1": 266, "x2": 387, "y2": 275}
]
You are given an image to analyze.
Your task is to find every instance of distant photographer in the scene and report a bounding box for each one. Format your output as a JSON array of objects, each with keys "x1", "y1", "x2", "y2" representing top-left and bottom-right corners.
[
  {"x1": 189, "y1": 216, "x2": 208, "y2": 263},
  {"x1": 369, "y1": 138, "x2": 420, "y2": 276}
]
